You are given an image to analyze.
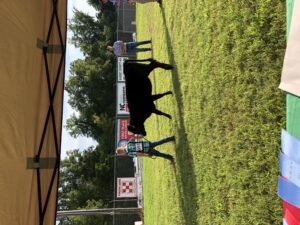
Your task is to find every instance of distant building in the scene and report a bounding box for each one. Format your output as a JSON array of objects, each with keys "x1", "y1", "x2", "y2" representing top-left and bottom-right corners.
[{"x1": 116, "y1": 3, "x2": 136, "y2": 42}]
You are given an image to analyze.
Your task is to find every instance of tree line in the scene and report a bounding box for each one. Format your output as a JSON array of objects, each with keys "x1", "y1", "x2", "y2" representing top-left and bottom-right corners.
[{"x1": 58, "y1": 1, "x2": 117, "y2": 224}]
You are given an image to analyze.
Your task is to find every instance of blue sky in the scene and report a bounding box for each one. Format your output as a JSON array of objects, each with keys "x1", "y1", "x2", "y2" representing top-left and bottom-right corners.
[{"x1": 61, "y1": 0, "x2": 98, "y2": 159}]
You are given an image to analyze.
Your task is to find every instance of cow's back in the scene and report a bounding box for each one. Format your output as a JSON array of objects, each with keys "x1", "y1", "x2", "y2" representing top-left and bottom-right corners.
[
  {"x1": 124, "y1": 61, "x2": 152, "y2": 104},
  {"x1": 124, "y1": 61, "x2": 154, "y2": 119}
]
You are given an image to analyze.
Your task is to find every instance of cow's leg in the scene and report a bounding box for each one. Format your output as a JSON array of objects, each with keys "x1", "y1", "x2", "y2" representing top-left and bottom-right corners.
[
  {"x1": 153, "y1": 108, "x2": 172, "y2": 119},
  {"x1": 150, "y1": 60, "x2": 173, "y2": 70},
  {"x1": 151, "y1": 91, "x2": 173, "y2": 101}
]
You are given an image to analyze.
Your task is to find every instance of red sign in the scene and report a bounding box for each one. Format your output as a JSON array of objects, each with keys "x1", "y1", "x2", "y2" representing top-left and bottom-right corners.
[
  {"x1": 120, "y1": 119, "x2": 132, "y2": 139},
  {"x1": 117, "y1": 177, "x2": 137, "y2": 198},
  {"x1": 116, "y1": 118, "x2": 134, "y2": 147}
]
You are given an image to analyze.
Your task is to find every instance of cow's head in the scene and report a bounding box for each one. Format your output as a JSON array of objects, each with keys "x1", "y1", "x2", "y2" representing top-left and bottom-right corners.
[{"x1": 127, "y1": 124, "x2": 146, "y2": 136}]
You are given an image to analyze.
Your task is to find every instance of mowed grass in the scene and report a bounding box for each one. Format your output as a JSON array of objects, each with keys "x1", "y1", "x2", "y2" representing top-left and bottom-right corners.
[{"x1": 136, "y1": 1, "x2": 286, "y2": 225}]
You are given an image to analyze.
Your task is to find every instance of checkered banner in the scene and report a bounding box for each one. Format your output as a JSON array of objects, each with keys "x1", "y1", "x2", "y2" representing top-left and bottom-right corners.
[{"x1": 117, "y1": 177, "x2": 137, "y2": 198}]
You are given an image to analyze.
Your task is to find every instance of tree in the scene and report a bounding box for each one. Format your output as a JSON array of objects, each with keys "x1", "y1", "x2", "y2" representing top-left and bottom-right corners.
[
  {"x1": 58, "y1": 148, "x2": 114, "y2": 225},
  {"x1": 65, "y1": 59, "x2": 116, "y2": 139},
  {"x1": 59, "y1": 4, "x2": 118, "y2": 224},
  {"x1": 69, "y1": 7, "x2": 116, "y2": 57},
  {"x1": 65, "y1": 6, "x2": 117, "y2": 140},
  {"x1": 58, "y1": 200, "x2": 112, "y2": 225}
]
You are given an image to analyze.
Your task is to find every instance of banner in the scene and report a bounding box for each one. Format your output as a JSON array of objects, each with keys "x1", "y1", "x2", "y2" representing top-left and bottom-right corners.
[
  {"x1": 117, "y1": 57, "x2": 128, "y2": 82},
  {"x1": 279, "y1": 129, "x2": 300, "y2": 223},
  {"x1": 281, "y1": 129, "x2": 300, "y2": 164},
  {"x1": 278, "y1": 176, "x2": 300, "y2": 208},
  {"x1": 116, "y1": 118, "x2": 134, "y2": 147},
  {"x1": 117, "y1": 177, "x2": 137, "y2": 198},
  {"x1": 116, "y1": 82, "x2": 129, "y2": 116},
  {"x1": 280, "y1": 152, "x2": 300, "y2": 187}
]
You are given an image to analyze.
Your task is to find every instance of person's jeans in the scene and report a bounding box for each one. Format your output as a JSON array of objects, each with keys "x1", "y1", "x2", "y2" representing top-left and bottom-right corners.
[
  {"x1": 147, "y1": 136, "x2": 175, "y2": 161},
  {"x1": 125, "y1": 40, "x2": 151, "y2": 54},
  {"x1": 150, "y1": 136, "x2": 175, "y2": 148},
  {"x1": 147, "y1": 149, "x2": 173, "y2": 161},
  {"x1": 135, "y1": 0, "x2": 157, "y2": 3}
]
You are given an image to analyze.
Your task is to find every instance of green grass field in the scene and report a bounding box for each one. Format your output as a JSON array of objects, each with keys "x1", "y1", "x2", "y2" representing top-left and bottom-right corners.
[{"x1": 135, "y1": 1, "x2": 286, "y2": 224}]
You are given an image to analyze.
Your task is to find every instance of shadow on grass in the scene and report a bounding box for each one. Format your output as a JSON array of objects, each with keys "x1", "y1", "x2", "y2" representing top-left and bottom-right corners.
[{"x1": 160, "y1": 6, "x2": 199, "y2": 225}]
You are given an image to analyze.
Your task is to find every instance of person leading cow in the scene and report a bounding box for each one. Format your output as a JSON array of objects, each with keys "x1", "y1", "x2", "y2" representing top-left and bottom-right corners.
[{"x1": 116, "y1": 135, "x2": 175, "y2": 164}]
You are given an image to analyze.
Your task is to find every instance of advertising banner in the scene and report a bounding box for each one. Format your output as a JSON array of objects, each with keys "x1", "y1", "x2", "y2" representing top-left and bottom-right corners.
[
  {"x1": 116, "y1": 82, "x2": 129, "y2": 116},
  {"x1": 116, "y1": 118, "x2": 134, "y2": 147},
  {"x1": 117, "y1": 57, "x2": 128, "y2": 82},
  {"x1": 117, "y1": 177, "x2": 137, "y2": 198}
]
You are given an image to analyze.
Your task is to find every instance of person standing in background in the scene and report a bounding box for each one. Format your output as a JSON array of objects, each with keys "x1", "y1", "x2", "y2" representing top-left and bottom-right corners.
[
  {"x1": 99, "y1": 0, "x2": 161, "y2": 6},
  {"x1": 106, "y1": 40, "x2": 152, "y2": 57}
]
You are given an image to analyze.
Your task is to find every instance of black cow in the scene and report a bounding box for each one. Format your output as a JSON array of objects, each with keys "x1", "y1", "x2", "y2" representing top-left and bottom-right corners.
[{"x1": 124, "y1": 58, "x2": 173, "y2": 136}]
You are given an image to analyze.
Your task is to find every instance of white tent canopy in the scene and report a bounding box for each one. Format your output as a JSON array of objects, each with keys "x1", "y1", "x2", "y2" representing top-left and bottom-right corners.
[
  {"x1": 280, "y1": 0, "x2": 300, "y2": 97},
  {"x1": 0, "y1": 0, "x2": 67, "y2": 224}
]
